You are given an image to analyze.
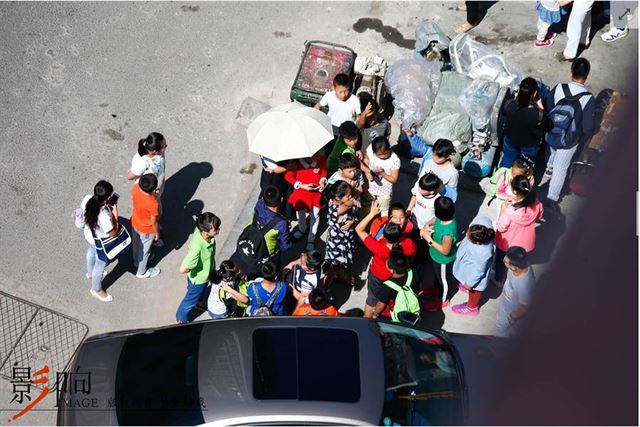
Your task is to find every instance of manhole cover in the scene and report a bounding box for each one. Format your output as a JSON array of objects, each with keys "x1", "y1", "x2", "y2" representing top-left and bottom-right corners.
[{"x1": 0, "y1": 292, "x2": 89, "y2": 390}]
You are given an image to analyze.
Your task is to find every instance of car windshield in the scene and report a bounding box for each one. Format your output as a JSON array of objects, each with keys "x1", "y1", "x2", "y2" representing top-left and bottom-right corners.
[
  {"x1": 377, "y1": 321, "x2": 465, "y2": 426},
  {"x1": 114, "y1": 324, "x2": 204, "y2": 425},
  {"x1": 252, "y1": 327, "x2": 360, "y2": 402}
]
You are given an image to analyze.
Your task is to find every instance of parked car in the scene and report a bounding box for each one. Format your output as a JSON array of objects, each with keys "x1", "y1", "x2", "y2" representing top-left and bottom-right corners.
[{"x1": 57, "y1": 317, "x2": 473, "y2": 426}]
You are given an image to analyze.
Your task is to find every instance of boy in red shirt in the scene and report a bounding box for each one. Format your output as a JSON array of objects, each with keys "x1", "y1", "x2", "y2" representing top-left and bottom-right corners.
[
  {"x1": 131, "y1": 174, "x2": 161, "y2": 278},
  {"x1": 356, "y1": 200, "x2": 416, "y2": 318}
]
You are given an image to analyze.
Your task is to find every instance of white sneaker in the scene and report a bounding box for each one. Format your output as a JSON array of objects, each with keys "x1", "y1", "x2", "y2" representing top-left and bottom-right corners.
[
  {"x1": 601, "y1": 27, "x2": 628, "y2": 42},
  {"x1": 136, "y1": 267, "x2": 161, "y2": 279},
  {"x1": 152, "y1": 239, "x2": 165, "y2": 248},
  {"x1": 90, "y1": 289, "x2": 113, "y2": 302}
]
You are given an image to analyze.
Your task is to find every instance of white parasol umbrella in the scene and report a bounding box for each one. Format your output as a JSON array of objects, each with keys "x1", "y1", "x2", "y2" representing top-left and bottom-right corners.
[{"x1": 247, "y1": 101, "x2": 334, "y2": 162}]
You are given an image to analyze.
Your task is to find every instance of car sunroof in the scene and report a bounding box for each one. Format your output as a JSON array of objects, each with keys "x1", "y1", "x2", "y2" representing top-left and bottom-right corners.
[{"x1": 253, "y1": 327, "x2": 360, "y2": 402}]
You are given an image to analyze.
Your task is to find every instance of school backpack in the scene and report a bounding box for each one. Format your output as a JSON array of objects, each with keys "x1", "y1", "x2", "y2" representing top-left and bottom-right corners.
[
  {"x1": 383, "y1": 270, "x2": 420, "y2": 323},
  {"x1": 230, "y1": 214, "x2": 280, "y2": 278},
  {"x1": 546, "y1": 84, "x2": 591, "y2": 149},
  {"x1": 250, "y1": 281, "x2": 284, "y2": 317}
]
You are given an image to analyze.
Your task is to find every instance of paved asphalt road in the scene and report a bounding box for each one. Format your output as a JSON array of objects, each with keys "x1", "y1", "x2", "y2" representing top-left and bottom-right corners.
[{"x1": 0, "y1": 2, "x2": 636, "y2": 424}]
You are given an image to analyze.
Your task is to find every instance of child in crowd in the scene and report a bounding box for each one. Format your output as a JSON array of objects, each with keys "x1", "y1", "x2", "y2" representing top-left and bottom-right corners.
[
  {"x1": 292, "y1": 287, "x2": 339, "y2": 316},
  {"x1": 327, "y1": 153, "x2": 365, "y2": 198},
  {"x1": 407, "y1": 172, "x2": 442, "y2": 232},
  {"x1": 127, "y1": 132, "x2": 167, "y2": 247},
  {"x1": 418, "y1": 138, "x2": 459, "y2": 203},
  {"x1": 363, "y1": 137, "x2": 400, "y2": 216},
  {"x1": 284, "y1": 250, "x2": 324, "y2": 303},
  {"x1": 260, "y1": 156, "x2": 294, "y2": 219},
  {"x1": 326, "y1": 121, "x2": 361, "y2": 176},
  {"x1": 325, "y1": 181, "x2": 359, "y2": 269},
  {"x1": 369, "y1": 202, "x2": 414, "y2": 241},
  {"x1": 131, "y1": 173, "x2": 161, "y2": 279},
  {"x1": 421, "y1": 197, "x2": 458, "y2": 310},
  {"x1": 481, "y1": 155, "x2": 535, "y2": 216},
  {"x1": 371, "y1": 249, "x2": 420, "y2": 324},
  {"x1": 284, "y1": 152, "x2": 327, "y2": 249},
  {"x1": 495, "y1": 246, "x2": 536, "y2": 337},
  {"x1": 356, "y1": 200, "x2": 417, "y2": 318},
  {"x1": 534, "y1": 0, "x2": 571, "y2": 47},
  {"x1": 357, "y1": 93, "x2": 392, "y2": 153},
  {"x1": 222, "y1": 261, "x2": 287, "y2": 316},
  {"x1": 207, "y1": 260, "x2": 246, "y2": 319},
  {"x1": 494, "y1": 176, "x2": 544, "y2": 286},
  {"x1": 451, "y1": 216, "x2": 496, "y2": 316},
  {"x1": 314, "y1": 73, "x2": 361, "y2": 136}
]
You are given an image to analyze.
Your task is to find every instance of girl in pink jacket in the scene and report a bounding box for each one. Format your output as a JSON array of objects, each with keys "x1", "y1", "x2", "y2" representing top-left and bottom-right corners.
[{"x1": 493, "y1": 175, "x2": 543, "y2": 286}]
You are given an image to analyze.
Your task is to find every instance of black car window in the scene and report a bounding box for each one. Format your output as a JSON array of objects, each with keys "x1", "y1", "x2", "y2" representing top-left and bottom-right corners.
[
  {"x1": 115, "y1": 324, "x2": 204, "y2": 426},
  {"x1": 253, "y1": 327, "x2": 360, "y2": 402},
  {"x1": 377, "y1": 322, "x2": 465, "y2": 426}
]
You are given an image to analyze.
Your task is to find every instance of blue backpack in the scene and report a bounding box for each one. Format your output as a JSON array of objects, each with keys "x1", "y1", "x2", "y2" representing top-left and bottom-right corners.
[{"x1": 546, "y1": 84, "x2": 591, "y2": 149}]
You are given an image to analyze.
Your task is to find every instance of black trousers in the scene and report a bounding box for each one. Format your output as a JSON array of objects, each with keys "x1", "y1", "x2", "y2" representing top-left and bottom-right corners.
[{"x1": 465, "y1": 1, "x2": 485, "y2": 25}]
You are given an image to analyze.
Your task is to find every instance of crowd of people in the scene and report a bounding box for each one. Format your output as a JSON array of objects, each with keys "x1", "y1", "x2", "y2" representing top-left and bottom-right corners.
[{"x1": 77, "y1": 22, "x2": 600, "y2": 337}]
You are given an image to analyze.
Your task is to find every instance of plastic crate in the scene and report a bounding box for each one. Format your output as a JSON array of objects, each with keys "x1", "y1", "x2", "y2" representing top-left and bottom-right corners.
[{"x1": 290, "y1": 41, "x2": 357, "y2": 107}]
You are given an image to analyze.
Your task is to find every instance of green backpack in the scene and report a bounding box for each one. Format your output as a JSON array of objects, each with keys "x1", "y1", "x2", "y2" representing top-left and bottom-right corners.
[
  {"x1": 383, "y1": 270, "x2": 420, "y2": 323},
  {"x1": 484, "y1": 167, "x2": 509, "y2": 199}
]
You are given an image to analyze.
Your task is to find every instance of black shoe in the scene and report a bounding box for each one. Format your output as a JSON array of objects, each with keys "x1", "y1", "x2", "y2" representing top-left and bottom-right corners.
[{"x1": 544, "y1": 200, "x2": 561, "y2": 218}]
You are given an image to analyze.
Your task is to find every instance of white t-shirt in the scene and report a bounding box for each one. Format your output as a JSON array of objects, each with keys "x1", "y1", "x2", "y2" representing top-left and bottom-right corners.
[
  {"x1": 320, "y1": 91, "x2": 361, "y2": 127},
  {"x1": 420, "y1": 159, "x2": 459, "y2": 190},
  {"x1": 366, "y1": 145, "x2": 400, "y2": 197},
  {"x1": 207, "y1": 281, "x2": 229, "y2": 316},
  {"x1": 80, "y1": 195, "x2": 115, "y2": 242},
  {"x1": 411, "y1": 182, "x2": 440, "y2": 229},
  {"x1": 131, "y1": 152, "x2": 166, "y2": 189}
]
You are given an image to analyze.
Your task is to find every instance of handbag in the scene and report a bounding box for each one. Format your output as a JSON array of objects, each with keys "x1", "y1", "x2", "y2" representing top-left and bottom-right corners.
[{"x1": 92, "y1": 210, "x2": 132, "y2": 263}]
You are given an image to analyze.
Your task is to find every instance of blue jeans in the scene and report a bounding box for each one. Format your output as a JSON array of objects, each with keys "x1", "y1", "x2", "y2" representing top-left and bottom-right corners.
[
  {"x1": 86, "y1": 246, "x2": 107, "y2": 292},
  {"x1": 176, "y1": 278, "x2": 207, "y2": 323},
  {"x1": 499, "y1": 138, "x2": 540, "y2": 169}
]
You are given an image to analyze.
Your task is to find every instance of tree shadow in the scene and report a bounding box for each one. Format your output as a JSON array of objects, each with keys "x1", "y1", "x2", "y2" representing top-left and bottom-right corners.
[{"x1": 148, "y1": 162, "x2": 213, "y2": 268}]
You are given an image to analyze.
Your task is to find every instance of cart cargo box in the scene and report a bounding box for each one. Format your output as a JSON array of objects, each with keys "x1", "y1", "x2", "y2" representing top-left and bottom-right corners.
[{"x1": 290, "y1": 41, "x2": 357, "y2": 106}]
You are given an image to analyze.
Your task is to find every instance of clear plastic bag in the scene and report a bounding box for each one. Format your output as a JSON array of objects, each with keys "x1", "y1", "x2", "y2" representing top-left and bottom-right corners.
[
  {"x1": 384, "y1": 59, "x2": 442, "y2": 129},
  {"x1": 458, "y1": 79, "x2": 501, "y2": 130},
  {"x1": 415, "y1": 21, "x2": 450, "y2": 54},
  {"x1": 449, "y1": 33, "x2": 522, "y2": 89}
]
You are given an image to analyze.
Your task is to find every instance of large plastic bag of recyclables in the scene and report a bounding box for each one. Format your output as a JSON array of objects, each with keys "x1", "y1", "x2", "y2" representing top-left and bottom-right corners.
[
  {"x1": 414, "y1": 20, "x2": 450, "y2": 54},
  {"x1": 384, "y1": 59, "x2": 442, "y2": 129},
  {"x1": 458, "y1": 79, "x2": 501, "y2": 130},
  {"x1": 449, "y1": 33, "x2": 522, "y2": 90}
]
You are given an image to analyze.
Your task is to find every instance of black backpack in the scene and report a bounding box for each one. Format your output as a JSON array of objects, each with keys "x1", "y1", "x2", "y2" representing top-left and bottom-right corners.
[{"x1": 230, "y1": 214, "x2": 280, "y2": 278}]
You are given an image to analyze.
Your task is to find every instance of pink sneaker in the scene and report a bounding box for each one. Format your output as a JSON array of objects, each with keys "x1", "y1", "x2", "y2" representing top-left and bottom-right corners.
[
  {"x1": 535, "y1": 33, "x2": 557, "y2": 47},
  {"x1": 452, "y1": 303, "x2": 479, "y2": 316},
  {"x1": 458, "y1": 284, "x2": 469, "y2": 294}
]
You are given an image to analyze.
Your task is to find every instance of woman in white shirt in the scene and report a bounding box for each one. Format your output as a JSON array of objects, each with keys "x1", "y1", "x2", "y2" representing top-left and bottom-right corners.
[
  {"x1": 83, "y1": 180, "x2": 120, "y2": 302},
  {"x1": 127, "y1": 132, "x2": 167, "y2": 246}
]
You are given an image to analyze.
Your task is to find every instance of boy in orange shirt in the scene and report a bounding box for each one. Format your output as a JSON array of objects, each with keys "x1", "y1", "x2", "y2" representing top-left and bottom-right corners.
[
  {"x1": 292, "y1": 287, "x2": 339, "y2": 317},
  {"x1": 131, "y1": 174, "x2": 161, "y2": 278}
]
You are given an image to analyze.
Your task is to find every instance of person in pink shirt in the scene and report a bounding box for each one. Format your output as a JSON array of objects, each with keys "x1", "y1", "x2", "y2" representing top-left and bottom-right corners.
[
  {"x1": 494, "y1": 156, "x2": 535, "y2": 217},
  {"x1": 493, "y1": 175, "x2": 543, "y2": 287}
]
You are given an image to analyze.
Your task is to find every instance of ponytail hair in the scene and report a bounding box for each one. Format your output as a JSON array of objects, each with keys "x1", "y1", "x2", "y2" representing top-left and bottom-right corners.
[
  {"x1": 511, "y1": 175, "x2": 537, "y2": 210},
  {"x1": 516, "y1": 77, "x2": 539, "y2": 108},
  {"x1": 137, "y1": 132, "x2": 165, "y2": 156},
  {"x1": 195, "y1": 212, "x2": 221, "y2": 233},
  {"x1": 323, "y1": 180, "x2": 352, "y2": 205},
  {"x1": 85, "y1": 180, "x2": 113, "y2": 230},
  {"x1": 468, "y1": 224, "x2": 496, "y2": 245}
]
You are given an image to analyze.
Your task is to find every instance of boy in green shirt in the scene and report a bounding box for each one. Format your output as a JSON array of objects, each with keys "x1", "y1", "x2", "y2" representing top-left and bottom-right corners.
[
  {"x1": 176, "y1": 212, "x2": 221, "y2": 323},
  {"x1": 326, "y1": 121, "x2": 361, "y2": 176},
  {"x1": 421, "y1": 197, "x2": 457, "y2": 310}
]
